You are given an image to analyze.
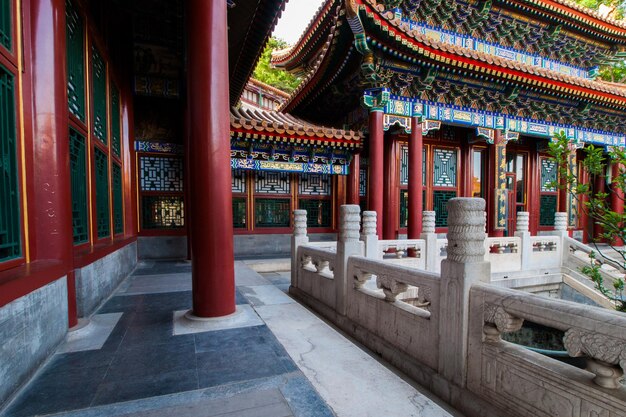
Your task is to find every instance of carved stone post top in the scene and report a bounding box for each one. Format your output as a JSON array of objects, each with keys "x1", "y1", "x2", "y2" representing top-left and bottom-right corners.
[
  {"x1": 361, "y1": 211, "x2": 377, "y2": 238},
  {"x1": 293, "y1": 210, "x2": 308, "y2": 237},
  {"x1": 446, "y1": 198, "x2": 486, "y2": 263},
  {"x1": 516, "y1": 212, "x2": 529, "y2": 232},
  {"x1": 554, "y1": 212, "x2": 568, "y2": 231},
  {"x1": 422, "y1": 211, "x2": 436, "y2": 234},
  {"x1": 340, "y1": 205, "x2": 361, "y2": 243}
]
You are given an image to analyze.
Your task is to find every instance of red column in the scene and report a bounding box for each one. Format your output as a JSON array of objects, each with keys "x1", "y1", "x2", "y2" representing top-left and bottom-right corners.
[
  {"x1": 30, "y1": 0, "x2": 74, "y2": 325},
  {"x1": 610, "y1": 163, "x2": 624, "y2": 246},
  {"x1": 407, "y1": 119, "x2": 423, "y2": 238},
  {"x1": 346, "y1": 154, "x2": 360, "y2": 205},
  {"x1": 488, "y1": 131, "x2": 505, "y2": 237},
  {"x1": 368, "y1": 111, "x2": 384, "y2": 238},
  {"x1": 383, "y1": 138, "x2": 398, "y2": 239},
  {"x1": 187, "y1": 0, "x2": 235, "y2": 317},
  {"x1": 593, "y1": 173, "x2": 606, "y2": 242}
]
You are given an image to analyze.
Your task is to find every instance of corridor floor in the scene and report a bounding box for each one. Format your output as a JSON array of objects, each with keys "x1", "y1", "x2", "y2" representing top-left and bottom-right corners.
[{"x1": 0, "y1": 260, "x2": 460, "y2": 417}]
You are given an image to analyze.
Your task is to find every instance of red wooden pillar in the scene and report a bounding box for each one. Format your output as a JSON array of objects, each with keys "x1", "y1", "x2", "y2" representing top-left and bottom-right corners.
[
  {"x1": 346, "y1": 154, "x2": 360, "y2": 205},
  {"x1": 30, "y1": 0, "x2": 75, "y2": 326},
  {"x1": 610, "y1": 163, "x2": 624, "y2": 246},
  {"x1": 368, "y1": 111, "x2": 384, "y2": 238},
  {"x1": 488, "y1": 131, "x2": 505, "y2": 237},
  {"x1": 407, "y1": 118, "x2": 423, "y2": 238},
  {"x1": 383, "y1": 138, "x2": 398, "y2": 239},
  {"x1": 593, "y1": 173, "x2": 606, "y2": 242},
  {"x1": 186, "y1": 0, "x2": 235, "y2": 318}
]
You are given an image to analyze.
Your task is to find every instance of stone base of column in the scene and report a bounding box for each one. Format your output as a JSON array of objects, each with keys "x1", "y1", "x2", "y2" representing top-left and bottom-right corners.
[{"x1": 173, "y1": 305, "x2": 263, "y2": 335}]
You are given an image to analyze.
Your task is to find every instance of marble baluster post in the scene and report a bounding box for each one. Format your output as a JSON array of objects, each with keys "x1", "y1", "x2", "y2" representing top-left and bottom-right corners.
[
  {"x1": 515, "y1": 212, "x2": 531, "y2": 271},
  {"x1": 421, "y1": 211, "x2": 438, "y2": 271},
  {"x1": 360, "y1": 211, "x2": 379, "y2": 260},
  {"x1": 336, "y1": 205, "x2": 362, "y2": 315},
  {"x1": 291, "y1": 210, "x2": 309, "y2": 289}
]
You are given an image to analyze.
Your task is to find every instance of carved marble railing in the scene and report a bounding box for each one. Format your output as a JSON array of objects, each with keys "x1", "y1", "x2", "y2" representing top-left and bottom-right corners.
[
  {"x1": 469, "y1": 284, "x2": 626, "y2": 417},
  {"x1": 435, "y1": 238, "x2": 448, "y2": 272},
  {"x1": 296, "y1": 245, "x2": 338, "y2": 310},
  {"x1": 305, "y1": 241, "x2": 337, "y2": 252},
  {"x1": 485, "y1": 236, "x2": 522, "y2": 273},
  {"x1": 529, "y1": 236, "x2": 561, "y2": 268},
  {"x1": 347, "y1": 255, "x2": 440, "y2": 369},
  {"x1": 378, "y1": 239, "x2": 426, "y2": 269}
]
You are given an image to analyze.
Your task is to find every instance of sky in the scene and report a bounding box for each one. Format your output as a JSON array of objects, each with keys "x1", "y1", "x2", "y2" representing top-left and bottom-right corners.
[{"x1": 272, "y1": 0, "x2": 326, "y2": 44}]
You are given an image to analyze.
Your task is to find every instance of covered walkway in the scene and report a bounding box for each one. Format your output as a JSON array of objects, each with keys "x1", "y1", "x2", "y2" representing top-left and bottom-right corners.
[{"x1": 1, "y1": 262, "x2": 459, "y2": 417}]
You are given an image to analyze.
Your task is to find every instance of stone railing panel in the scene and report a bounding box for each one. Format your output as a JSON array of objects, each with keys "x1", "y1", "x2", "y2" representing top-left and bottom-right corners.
[
  {"x1": 296, "y1": 245, "x2": 338, "y2": 310},
  {"x1": 378, "y1": 239, "x2": 426, "y2": 269},
  {"x1": 347, "y1": 255, "x2": 441, "y2": 369},
  {"x1": 485, "y1": 237, "x2": 522, "y2": 273},
  {"x1": 529, "y1": 236, "x2": 561, "y2": 268},
  {"x1": 468, "y1": 284, "x2": 626, "y2": 417}
]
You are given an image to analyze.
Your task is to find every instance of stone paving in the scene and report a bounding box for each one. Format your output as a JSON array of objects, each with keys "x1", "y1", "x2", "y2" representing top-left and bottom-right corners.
[{"x1": 0, "y1": 260, "x2": 461, "y2": 417}]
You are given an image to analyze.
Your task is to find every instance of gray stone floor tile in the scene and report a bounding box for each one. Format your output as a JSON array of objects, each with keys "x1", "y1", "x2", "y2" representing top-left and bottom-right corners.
[{"x1": 57, "y1": 313, "x2": 123, "y2": 353}]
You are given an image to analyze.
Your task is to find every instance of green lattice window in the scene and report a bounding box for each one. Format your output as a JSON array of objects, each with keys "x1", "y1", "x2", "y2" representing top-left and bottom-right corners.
[
  {"x1": 142, "y1": 195, "x2": 184, "y2": 229},
  {"x1": 400, "y1": 145, "x2": 408, "y2": 185},
  {"x1": 541, "y1": 158, "x2": 557, "y2": 192},
  {"x1": 434, "y1": 190, "x2": 457, "y2": 227},
  {"x1": 66, "y1": 0, "x2": 85, "y2": 121},
  {"x1": 233, "y1": 197, "x2": 246, "y2": 228},
  {"x1": 254, "y1": 198, "x2": 290, "y2": 228},
  {"x1": 112, "y1": 163, "x2": 123, "y2": 235},
  {"x1": 110, "y1": 84, "x2": 120, "y2": 156},
  {"x1": 94, "y1": 148, "x2": 110, "y2": 238},
  {"x1": 299, "y1": 199, "x2": 331, "y2": 228},
  {"x1": 433, "y1": 149, "x2": 457, "y2": 187},
  {"x1": 0, "y1": 67, "x2": 20, "y2": 261},
  {"x1": 400, "y1": 190, "x2": 408, "y2": 228},
  {"x1": 0, "y1": 0, "x2": 11, "y2": 51},
  {"x1": 92, "y1": 46, "x2": 107, "y2": 143},
  {"x1": 540, "y1": 195, "x2": 557, "y2": 226},
  {"x1": 69, "y1": 129, "x2": 88, "y2": 244}
]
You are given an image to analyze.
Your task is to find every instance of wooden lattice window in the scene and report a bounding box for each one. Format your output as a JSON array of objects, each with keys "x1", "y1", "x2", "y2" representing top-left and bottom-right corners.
[
  {"x1": 110, "y1": 83, "x2": 121, "y2": 156},
  {"x1": 0, "y1": 66, "x2": 20, "y2": 261},
  {"x1": 112, "y1": 163, "x2": 123, "y2": 235},
  {"x1": 432, "y1": 148, "x2": 458, "y2": 227},
  {"x1": 298, "y1": 174, "x2": 331, "y2": 228},
  {"x1": 94, "y1": 147, "x2": 110, "y2": 238},
  {"x1": 69, "y1": 129, "x2": 88, "y2": 244},
  {"x1": 0, "y1": 0, "x2": 11, "y2": 51},
  {"x1": 66, "y1": 0, "x2": 85, "y2": 121},
  {"x1": 540, "y1": 157, "x2": 557, "y2": 227},
  {"x1": 91, "y1": 46, "x2": 107, "y2": 143}
]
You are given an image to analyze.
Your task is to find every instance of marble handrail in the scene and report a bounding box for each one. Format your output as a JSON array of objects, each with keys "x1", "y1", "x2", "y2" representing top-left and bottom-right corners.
[
  {"x1": 472, "y1": 284, "x2": 626, "y2": 390},
  {"x1": 298, "y1": 245, "x2": 336, "y2": 279}
]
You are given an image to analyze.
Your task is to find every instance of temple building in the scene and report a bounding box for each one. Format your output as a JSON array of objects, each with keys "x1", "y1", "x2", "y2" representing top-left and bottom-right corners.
[
  {"x1": 263, "y1": 0, "x2": 626, "y2": 243},
  {"x1": 1, "y1": 0, "x2": 625, "y2": 413}
]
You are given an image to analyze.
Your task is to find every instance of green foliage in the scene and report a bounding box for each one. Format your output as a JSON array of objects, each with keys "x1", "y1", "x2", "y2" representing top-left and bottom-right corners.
[
  {"x1": 598, "y1": 60, "x2": 626, "y2": 84},
  {"x1": 252, "y1": 38, "x2": 301, "y2": 93},
  {"x1": 549, "y1": 132, "x2": 626, "y2": 311},
  {"x1": 570, "y1": 0, "x2": 626, "y2": 19}
]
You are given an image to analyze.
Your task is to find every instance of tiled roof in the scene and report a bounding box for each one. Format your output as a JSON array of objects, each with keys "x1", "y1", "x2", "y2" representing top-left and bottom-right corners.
[
  {"x1": 248, "y1": 78, "x2": 291, "y2": 99},
  {"x1": 361, "y1": 0, "x2": 626, "y2": 105},
  {"x1": 230, "y1": 106, "x2": 363, "y2": 148}
]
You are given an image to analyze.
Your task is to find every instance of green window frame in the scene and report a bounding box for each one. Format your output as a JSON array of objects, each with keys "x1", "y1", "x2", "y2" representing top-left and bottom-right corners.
[
  {"x1": 254, "y1": 198, "x2": 290, "y2": 228},
  {"x1": 0, "y1": 66, "x2": 20, "y2": 261},
  {"x1": 69, "y1": 129, "x2": 88, "y2": 244},
  {"x1": 110, "y1": 84, "x2": 120, "y2": 156},
  {"x1": 91, "y1": 46, "x2": 107, "y2": 143},
  {"x1": 232, "y1": 197, "x2": 246, "y2": 229},
  {"x1": 94, "y1": 147, "x2": 110, "y2": 238},
  {"x1": 66, "y1": 0, "x2": 85, "y2": 121},
  {"x1": 141, "y1": 195, "x2": 184, "y2": 229},
  {"x1": 112, "y1": 163, "x2": 123, "y2": 235},
  {"x1": 298, "y1": 199, "x2": 331, "y2": 228},
  {"x1": 0, "y1": 0, "x2": 12, "y2": 51}
]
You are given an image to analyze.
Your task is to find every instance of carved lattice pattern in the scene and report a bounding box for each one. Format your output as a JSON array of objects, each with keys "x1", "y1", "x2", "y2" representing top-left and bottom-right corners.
[
  {"x1": 400, "y1": 190, "x2": 408, "y2": 228},
  {"x1": 66, "y1": 0, "x2": 85, "y2": 121},
  {"x1": 0, "y1": 68, "x2": 20, "y2": 260},
  {"x1": 232, "y1": 197, "x2": 246, "y2": 229},
  {"x1": 433, "y1": 149, "x2": 457, "y2": 187},
  {"x1": 299, "y1": 199, "x2": 331, "y2": 228},
  {"x1": 92, "y1": 46, "x2": 107, "y2": 143},
  {"x1": 434, "y1": 190, "x2": 457, "y2": 227},
  {"x1": 400, "y1": 145, "x2": 409, "y2": 185},
  {"x1": 231, "y1": 169, "x2": 246, "y2": 194},
  {"x1": 540, "y1": 195, "x2": 557, "y2": 226},
  {"x1": 254, "y1": 198, "x2": 290, "y2": 227},
  {"x1": 110, "y1": 84, "x2": 121, "y2": 156},
  {"x1": 140, "y1": 156, "x2": 183, "y2": 192},
  {"x1": 541, "y1": 159, "x2": 557, "y2": 192},
  {"x1": 142, "y1": 196, "x2": 184, "y2": 229},
  {"x1": 69, "y1": 129, "x2": 88, "y2": 244},
  {"x1": 254, "y1": 171, "x2": 290, "y2": 194},
  {"x1": 94, "y1": 148, "x2": 110, "y2": 238},
  {"x1": 299, "y1": 174, "x2": 330, "y2": 196},
  {"x1": 359, "y1": 168, "x2": 367, "y2": 197},
  {"x1": 0, "y1": 0, "x2": 11, "y2": 50},
  {"x1": 112, "y1": 163, "x2": 123, "y2": 235}
]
